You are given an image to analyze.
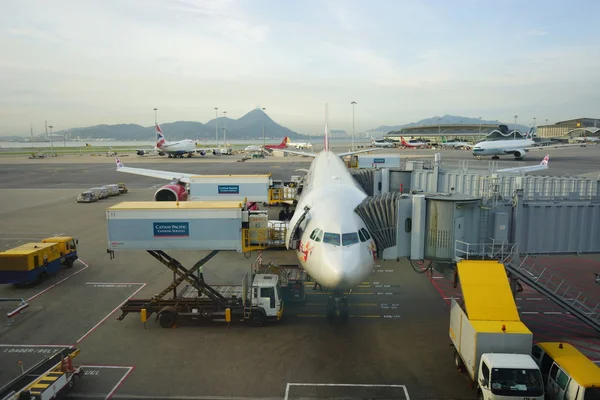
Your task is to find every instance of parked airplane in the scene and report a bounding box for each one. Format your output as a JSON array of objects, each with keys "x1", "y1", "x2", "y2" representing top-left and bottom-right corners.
[
  {"x1": 244, "y1": 137, "x2": 290, "y2": 152},
  {"x1": 440, "y1": 136, "x2": 472, "y2": 149},
  {"x1": 370, "y1": 138, "x2": 395, "y2": 148},
  {"x1": 574, "y1": 136, "x2": 600, "y2": 143},
  {"x1": 287, "y1": 139, "x2": 312, "y2": 149},
  {"x1": 137, "y1": 124, "x2": 214, "y2": 158},
  {"x1": 400, "y1": 137, "x2": 428, "y2": 148},
  {"x1": 281, "y1": 105, "x2": 385, "y2": 322},
  {"x1": 496, "y1": 155, "x2": 550, "y2": 174},
  {"x1": 472, "y1": 128, "x2": 578, "y2": 160}
]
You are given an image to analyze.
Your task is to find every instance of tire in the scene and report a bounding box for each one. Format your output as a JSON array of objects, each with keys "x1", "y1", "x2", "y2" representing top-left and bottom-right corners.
[
  {"x1": 158, "y1": 308, "x2": 178, "y2": 328},
  {"x1": 250, "y1": 311, "x2": 264, "y2": 327},
  {"x1": 454, "y1": 350, "x2": 464, "y2": 368},
  {"x1": 65, "y1": 258, "x2": 74, "y2": 269},
  {"x1": 67, "y1": 376, "x2": 75, "y2": 390}
]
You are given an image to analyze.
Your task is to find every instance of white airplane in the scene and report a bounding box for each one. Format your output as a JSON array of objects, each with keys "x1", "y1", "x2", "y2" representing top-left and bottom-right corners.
[
  {"x1": 496, "y1": 155, "x2": 550, "y2": 174},
  {"x1": 574, "y1": 136, "x2": 600, "y2": 143},
  {"x1": 370, "y1": 138, "x2": 395, "y2": 148},
  {"x1": 440, "y1": 137, "x2": 472, "y2": 149},
  {"x1": 281, "y1": 105, "x2": 385, "y2": 321},
  {"x1": 472, "y1": 128, "x2": 580, "y2": 160},
  {"x1": 137, "y1": 124, "x2": 214, "y2": 158},
  {"x1": 288, "y1": 139, "x2": 312, "y2": 149}
]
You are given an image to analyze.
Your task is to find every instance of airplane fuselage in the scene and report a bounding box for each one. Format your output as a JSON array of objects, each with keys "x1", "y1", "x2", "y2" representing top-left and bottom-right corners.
[
  {"x1": 472, "y1": 138, "x2": 535, "y2": 158},
  {"x1": 159, "y1": 139, "x2": 198, "y2": 156},
  {"x1": 285, "y1": 151, "x2": 376, "y2": 291}
]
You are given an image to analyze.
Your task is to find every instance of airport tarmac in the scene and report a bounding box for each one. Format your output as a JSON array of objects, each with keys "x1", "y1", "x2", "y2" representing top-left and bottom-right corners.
[{"x1": 0, "y1": 149, "x2": 599, "y2": 399}]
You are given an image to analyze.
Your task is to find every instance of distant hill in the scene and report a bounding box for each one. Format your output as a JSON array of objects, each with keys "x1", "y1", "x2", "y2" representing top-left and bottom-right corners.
[
  {"x1": 48, "y1": 109, "x2": 305, "y2": 141},
  {"x1": 371, "y1": 115, "x2": 530, "y2": 134}
]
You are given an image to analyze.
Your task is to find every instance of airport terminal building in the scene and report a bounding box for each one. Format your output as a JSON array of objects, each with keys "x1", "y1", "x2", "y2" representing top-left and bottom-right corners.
[{"x1": 536, "y1": 117, "x2": 600, "y2": 138}]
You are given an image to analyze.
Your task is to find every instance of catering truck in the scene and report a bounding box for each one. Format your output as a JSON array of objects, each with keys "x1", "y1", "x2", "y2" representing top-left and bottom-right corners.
[{"x1": 450, "y1": 260, "x2": 544, "y2": 400}]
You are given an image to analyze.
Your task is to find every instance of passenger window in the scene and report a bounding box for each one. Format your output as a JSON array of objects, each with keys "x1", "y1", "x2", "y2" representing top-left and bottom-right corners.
[
  {"x1": 550, "y1": 364, "x2": 559, "y2": 381},
  {"x1": 531, "y1": 345, "x2": 542, "y2": 360},
  {"x1": 342, "y1": 232, "x2": 359, "y2": 246},
  {"x1": 323, "y1": 232, "x2": 341, "y2": 246},
  {"x1": 482, "y1": 363, "x2": 490, "y2": 385},
  {"x1": 556, "y1": 370, "x2": 569, "y2": 390}
]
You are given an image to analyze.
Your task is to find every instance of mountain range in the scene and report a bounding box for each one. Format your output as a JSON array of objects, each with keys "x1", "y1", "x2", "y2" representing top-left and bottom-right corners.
[
  {"x1": 48, "y1": 109, "x2": 306, "y2": 141},
  {"x1": 371, "y1": 115, "x2": 530, "y2": 134}
]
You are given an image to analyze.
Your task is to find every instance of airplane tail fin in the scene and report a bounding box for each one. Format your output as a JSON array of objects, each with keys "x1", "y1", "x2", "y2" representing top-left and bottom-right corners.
[
  {"x1": 324, "y1": 104, "x2": 330, "y2": 151},
  {"x1": 116, "y1": 157, "x2": 124, "y2": 168},
  {"x1": 541, "y1": 155, "x2": 549, "y2": 166},
  {"x1": 526, "y1": 127, "x2": 534, "y2": 139},
  {"x1": 156, "y1": 124, "x2": 165, "y2": 147}
]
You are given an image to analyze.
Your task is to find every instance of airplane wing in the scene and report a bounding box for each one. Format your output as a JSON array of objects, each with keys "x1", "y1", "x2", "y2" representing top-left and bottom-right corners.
[
  {"x1": 280, "y1": 149, "x2": 317, "y2": 158},
  {"x1": 115, "y1": 158, "x2": 194, "y2": 183},
  {"x1": 338, "y1": 148, "x2": 386, "y2": 157},
  {"x1": 524, "y1": 143, "x2": 584, "y2": 152}
]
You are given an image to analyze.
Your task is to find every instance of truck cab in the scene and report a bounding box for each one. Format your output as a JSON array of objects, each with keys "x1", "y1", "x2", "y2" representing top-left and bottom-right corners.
[
  {"x1": 478, "y1": 353, "x2": 545, "y2": 400},
  {"x1": 41, "y1": 237, "x2": 79, "y2": 268},
  {"x1": 250, "y1": 274, "x2": 283, "y2": 323}
]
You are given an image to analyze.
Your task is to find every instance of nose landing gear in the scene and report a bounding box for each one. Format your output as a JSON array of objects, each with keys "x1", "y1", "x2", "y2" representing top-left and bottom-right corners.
[{"x1": 326, "y1": 292, "x2": 349, "y2": 323}]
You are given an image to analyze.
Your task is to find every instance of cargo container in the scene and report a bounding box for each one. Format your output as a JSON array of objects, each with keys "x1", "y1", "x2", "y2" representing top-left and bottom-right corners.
[
  {"x1": 188, "y1": 174, "x2": 272, "y2": 202},
  {"x1": 358, "y1": 155, "x2": 401, "y2": 169},
  {"x1": 41, "y1": 236, "x2": 79, "y2": 268},
  {"x1": 450, "y1": 260, "x2": 544, "y2": 400},
  {"x1": 0, "y1": 242, "x2": 62, "y2": 284},
  {"x1": 106, "y1": 201, "x2": 244, "y2": 251}
]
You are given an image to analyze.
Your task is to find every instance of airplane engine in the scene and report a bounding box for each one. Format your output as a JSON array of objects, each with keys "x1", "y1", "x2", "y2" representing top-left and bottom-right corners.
[
  {"x1": 154, "y1": 184, "x2": 188, "y2": 201},
  {"x1": 136, "y1": 150, "x2": 146, "y2": 156},
  {"x1": 158, "y1": 151, "x2": 166, "y2": 156},
  {"x1": 198, "y1": 150, "x2": 206, "y2": 156},
  {"x1": 212, "y1": 150, "x2": 219, "y2": 155},
  {"x1": 513, "y1": 149, "x2": 526, "y2": 160}
]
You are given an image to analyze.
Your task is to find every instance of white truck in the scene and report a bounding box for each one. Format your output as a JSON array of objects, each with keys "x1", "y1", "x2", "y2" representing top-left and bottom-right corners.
[{"x1": 450, "y1": 298, "x2": 545, "y2": 400}]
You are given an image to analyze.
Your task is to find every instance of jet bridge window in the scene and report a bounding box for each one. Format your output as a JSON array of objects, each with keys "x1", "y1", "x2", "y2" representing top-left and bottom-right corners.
[
  {"x1": 323, "y1": 232, "x2": 341, "y2": 246},
  {"x1": 342, "y1": 232, "x2": 360, "y2": 246}
]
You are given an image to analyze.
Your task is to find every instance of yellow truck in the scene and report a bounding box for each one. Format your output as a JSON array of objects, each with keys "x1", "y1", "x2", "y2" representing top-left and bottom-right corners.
[{"x1": 0, "y1": 237, "x2": 79, "y2": 285}]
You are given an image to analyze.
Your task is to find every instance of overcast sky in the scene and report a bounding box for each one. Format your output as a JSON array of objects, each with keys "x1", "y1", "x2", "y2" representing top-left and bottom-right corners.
[{"x1": 1, "y1": 0, "x2": 599, "y2": 136}]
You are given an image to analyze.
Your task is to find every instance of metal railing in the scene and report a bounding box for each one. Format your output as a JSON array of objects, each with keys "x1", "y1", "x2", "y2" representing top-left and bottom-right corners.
[
  {"x1": 507, "y1": 256, "x2": 600, "y2": 330},
  {"x1": 242, "y1": 223, "x2": 289, "y2": 252},
  {"x1": 268, "y1": 187, "x2": 297, "y2": 203},
  {"x1": 2, "y1": 298, "x2": 29, "y2": 327},
  {"x1": 454, "y1": 240, "x2": 516, "y2": 262}
]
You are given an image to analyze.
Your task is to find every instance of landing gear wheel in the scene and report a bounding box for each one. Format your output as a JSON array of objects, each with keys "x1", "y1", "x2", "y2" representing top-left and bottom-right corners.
[{"x1": 326, "y1": 297, "x2": 335, "y2": 321}]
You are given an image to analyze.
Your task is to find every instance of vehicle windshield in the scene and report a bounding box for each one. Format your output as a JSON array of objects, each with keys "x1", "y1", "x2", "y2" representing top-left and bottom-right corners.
[
  {"x1": 490, "y1": 368, "x2": 544, "y2": 397},
  {"x1": 342, "y1": 232, "x2": 360, "y2": 246},
  {"x1": 322, "y1": 232, "x2": 340, "y2": 246},
  {"x1": 584, "y1": 387, "x2": 600, "y2": 400}
]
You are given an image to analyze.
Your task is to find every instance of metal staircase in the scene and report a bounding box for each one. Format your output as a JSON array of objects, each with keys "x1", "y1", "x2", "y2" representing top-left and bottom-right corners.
[{"x1": 504, "y1": 254, "x2": 600, "y2": 332}]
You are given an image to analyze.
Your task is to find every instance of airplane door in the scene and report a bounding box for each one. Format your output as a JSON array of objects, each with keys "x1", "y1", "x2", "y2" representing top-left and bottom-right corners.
[
  {"x1": 454, "y1": 216, "x2": 465, "y2": 243},
  {"x1": 287, "y1": 207, "x2": 310, "y2": 250}
]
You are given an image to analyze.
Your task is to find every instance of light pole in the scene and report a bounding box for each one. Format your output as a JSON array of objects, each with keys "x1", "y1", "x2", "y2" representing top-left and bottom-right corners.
[
  {"x1": 478, "y1": 117, "x2": 482, "y2": 135},
  {"x1": 351, "y1": 101, "x2": 357, "y2": 152},
  {"x1": 261, "y1": 107, "x2": 266, "y2": 150},
  {"x1": 153, "y1": 108, "x2": 158, "y2": 125},
  {"x1": 223, "y1": 111, "x2": 227, "y2": 146},
  {"x1": 48, "y1": 125, "x2": 54, "y2": 150},
  {"x1": 533, "y1": 117, "x2": 536, "y2": 137},
  {"x1": 214, "y1": 107, "x2": 219, "y2": 148},
  {"x1": 513, "y1": 115, "x2": 518, "y2": 139}
]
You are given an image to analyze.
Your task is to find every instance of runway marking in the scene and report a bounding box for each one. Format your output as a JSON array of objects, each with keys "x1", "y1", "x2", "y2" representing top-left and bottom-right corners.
[
  {"x1": 296, "y1": 314, "x2": 381, "y2": 318},
  {"x1": 102, "y1": 365, "x2": 135, "y2": 400},
  {"x1": 309, "y1": 292, "x2": 375, "y2": 295},
  {"x1": 27, "y1": 259, "x2": 91, "y2": 302},
  {"x1": 1, "y1": 344, "x2": 75, "y2": 349},
  {"x1": 431, "y1": 276, "x2": 443, "y2": 279},
  {"x1": 284, "y1": 383, "x2": 410, "y2": 400},
  {"x1": 76, "y1": 283, "x2": 147, "y2": 344},
  {"x1": 305, "y1": 303, "x2": 378, "y2": 307},
  {"x1": 85, "y1": 282, "x2": 146, "y2": 287}
]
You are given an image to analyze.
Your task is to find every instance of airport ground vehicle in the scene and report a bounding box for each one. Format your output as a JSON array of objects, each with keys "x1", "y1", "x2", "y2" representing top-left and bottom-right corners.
[
  {"x1": 0, "y1": 347, "x2": 83, "y2": 400},
  {"x1": 105, "y1": 184, "x2": 120, "y2": 196},
  {"x1": 117, "y1": 182, "x2": 128, "y2": 194},
  {"x1": 450, "y1": 260, "x2": 544, "y2": 400},
  {"x1": 89, "y1": 186, "x2": 109, "y2": 199},
  {"x1": 531, "y1": 342, "x2": 600, "y2": 400},
  {"x1": 76, "y1": 190, "x2": 97, "y2": 203},
  {"x1": 117, "y1": 251, "x2": 306, "y2": 328},
  {"x1": 0, "y1": 236, "x2": 79, "y2": 284}
]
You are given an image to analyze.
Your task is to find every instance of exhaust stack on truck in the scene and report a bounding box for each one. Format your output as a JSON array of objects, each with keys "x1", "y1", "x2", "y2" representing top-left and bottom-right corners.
[{"x1": 449, "y1": 260, "x2": 544, "y2": 400}]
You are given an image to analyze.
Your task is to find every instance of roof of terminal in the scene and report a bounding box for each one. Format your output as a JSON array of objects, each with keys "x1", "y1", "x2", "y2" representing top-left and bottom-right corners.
[
  {"x1": 189, "y1": 174, "x2": 272, "y2": 179},
  {"x1": 107, "y1": 201, "x2": 244, "y2": 210}
]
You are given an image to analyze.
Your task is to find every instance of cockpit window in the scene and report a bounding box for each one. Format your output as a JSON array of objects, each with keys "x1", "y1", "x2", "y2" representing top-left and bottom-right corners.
[
  {"x1": 323, "y1": 232, "x2": 340, "y2": 246},
  {"x1": 310, "y1": 228, "x2": 323, "y2": 242},
  {"x1": 310, "y1": 229, "x2": 319, "y2": 240},
  {"x1": 342, "y1": 232, "x2": 359, "y2": 246},
  {"x1": 359, "y1": 228, "x2": 371, "y2": 241}
]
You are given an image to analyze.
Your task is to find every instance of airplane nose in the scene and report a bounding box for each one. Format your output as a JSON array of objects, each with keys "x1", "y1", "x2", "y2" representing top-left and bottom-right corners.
[{"x1": 319, "y1": 248, "x2": 373, "y2": 290}]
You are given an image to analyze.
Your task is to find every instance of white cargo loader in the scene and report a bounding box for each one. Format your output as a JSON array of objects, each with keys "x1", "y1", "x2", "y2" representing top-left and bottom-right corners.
[{"x1": 450, "y1": 261, "x2": 544, "y2": 400}]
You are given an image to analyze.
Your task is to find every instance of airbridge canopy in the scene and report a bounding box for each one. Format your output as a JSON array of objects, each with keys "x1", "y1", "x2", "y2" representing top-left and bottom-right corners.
[{"x1": 457, "y1": 260, "x2": 521, "y2": 322}]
